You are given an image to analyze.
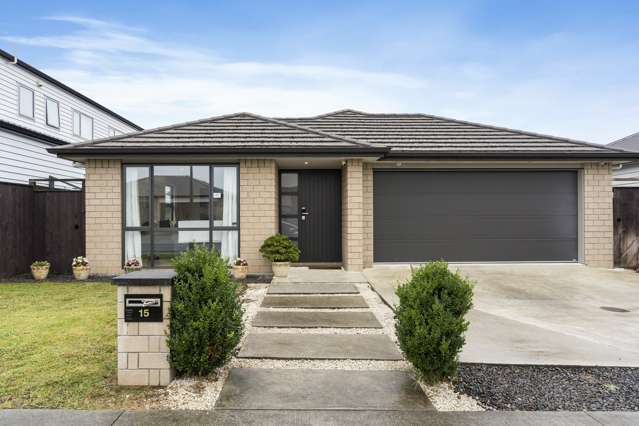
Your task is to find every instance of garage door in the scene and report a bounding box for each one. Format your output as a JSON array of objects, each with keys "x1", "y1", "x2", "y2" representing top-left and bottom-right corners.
[{"x1": 373, "y1": 170, "x2": 578, "y2": 262}]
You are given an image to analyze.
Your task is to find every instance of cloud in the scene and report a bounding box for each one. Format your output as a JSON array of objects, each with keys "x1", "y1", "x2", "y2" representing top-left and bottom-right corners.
[{"x1": 3, "y1": 15, "x2": 638, "y2": 143}]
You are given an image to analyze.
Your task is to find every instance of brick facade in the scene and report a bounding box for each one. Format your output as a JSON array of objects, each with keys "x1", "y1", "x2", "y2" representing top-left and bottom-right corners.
[
  {"x1": 362, "y1": 162, "x2": 374, "y2": 269},
  {"x1": 583, "y1": 163, "x2": 613, "y2": 268},
  {"x1": 341, "y1": 159, "x2": 364, "y2": 271},
  {"x1": 85, "y1": 159, "x2": 122, "y2": 275},
  {"x1": 239, "y1": 159, "x2": 279, "y2": 274}
]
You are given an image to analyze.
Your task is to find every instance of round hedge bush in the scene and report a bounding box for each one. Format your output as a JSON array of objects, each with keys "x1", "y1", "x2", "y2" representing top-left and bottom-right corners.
[
  {"x1": 259, "y1": 234, "x2": 300, "y2": 262},
  {"x1": 395, "y1": 261, "x2": 473, "y2": 384},
  {"x1": 168, "y1": 245, "x2": 244, "y2": 376}
]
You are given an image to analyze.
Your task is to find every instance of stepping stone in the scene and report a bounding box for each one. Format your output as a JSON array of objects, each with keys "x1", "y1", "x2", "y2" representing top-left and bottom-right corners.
[
  {"x1": 216, "y1": 368, "x2": 433, "y2": 410},
  {"x1": 238, "y1": 333, "x2": 403, "y2": 360},
  {"x1": 261, "y1": 295, "x2": 368, "y2": 309},
  {"x1": 252, "y1": 311, "x2": 382, "y2": 328},
  {"x1": 268, "y1": 283, "x2": 358, "y2": 294}
]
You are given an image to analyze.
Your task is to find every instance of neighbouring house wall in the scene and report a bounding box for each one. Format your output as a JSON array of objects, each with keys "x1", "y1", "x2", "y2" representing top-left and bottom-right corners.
[
  {"x1": 342, "y1": 159, "x2": 364, "y2": 271},
  {"x1": 584, "y1": 163, "x2": 614, "y2": 268},
  {"x1": 239, "y1": 159, "x2": 278, "y2": 274},
  {"x1": 363, "y1": 162, "x2": 374, "y2": 269},
  {"x1": 85, "y1": 159, "x2": 122, "y2": 275}
]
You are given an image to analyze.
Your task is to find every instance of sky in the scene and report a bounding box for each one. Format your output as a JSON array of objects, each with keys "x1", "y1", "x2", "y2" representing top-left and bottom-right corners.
[{"x1": 1, "y1": 0, "x2": 638, "y2": 143}]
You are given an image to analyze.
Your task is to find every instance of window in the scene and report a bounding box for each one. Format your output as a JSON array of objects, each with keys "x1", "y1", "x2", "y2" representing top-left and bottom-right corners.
[
  {"x1": 123, "y1": 164, "x2": 239, "y2": 268},
  {"x1": 18, "y1": 85, "x2": 34, "y2": 118},
  {"x1": 279, "y1": 172, "x2": 299, "y2": 246},
  {"x1": 73, "y1": 110, "x2": 94, "y2": 139},
  {"x1": 45, "y1": 97, "x2": 60, "y2": 128},
  {"x1": 108, "y1": 127, "x2": 122, "y2": 137}
]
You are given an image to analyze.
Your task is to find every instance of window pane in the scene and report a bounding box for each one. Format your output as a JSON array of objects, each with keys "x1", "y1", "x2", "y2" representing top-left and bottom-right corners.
[
  {"x1": 281, "y1": 194, "x2": 298, "y2": 216},
  {"x1": 80, "y1": 114, "x2": 93, "y2": 139},
  {"x1": 73, "y1": 111, "x2": 80, "y2": 135},
  {"x1": 281, "y1": 218, "x2": 298, "y2": 238},
  {"x1": 154, "y1": 165, "x2": 210, "y2": 228},
  {"x1": 154, "y1": 230, "x2": 209, "y2": 267},
  {"x1": 124, "y1": 230, "x2": 151, "y2": 267},
  {"x1": 281, "y1": 173, "x2": 298, "y2": 192},
  {"x1": 213, "y1": 166, "x2": 237, "y2": 227},
  {"x1": 46, "y1": 98, "x2": 59, "y2": 127},
  {"x1": 212, "y1": 230, "x2": 238, "y2": 260},
  {"x1": 125, "y1": 167, "x2": 150, "y2": 227},
  {"x1": 19, "y1": 86, "x2": 34, "y2": 118}
]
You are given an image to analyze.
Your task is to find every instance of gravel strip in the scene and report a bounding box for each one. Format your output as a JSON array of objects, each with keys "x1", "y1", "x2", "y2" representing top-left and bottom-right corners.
[{"x1": 454, "y1": 364, "x2": 639, "y2": 411}]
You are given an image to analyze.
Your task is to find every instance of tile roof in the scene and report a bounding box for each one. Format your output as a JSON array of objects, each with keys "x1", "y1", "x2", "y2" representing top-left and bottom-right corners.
[
  {"x1": 609, "y1": 132, "x2": 639, "y2": 152},
  {"x1": 51, "y1": 109, "x2": 636, "y2": 159},
  {"x1": 282, "y1": 109, "x2": 629, "y2": 158},
  {"x1": 50, "y1": 112, "x2": 385, "y2": 155}
]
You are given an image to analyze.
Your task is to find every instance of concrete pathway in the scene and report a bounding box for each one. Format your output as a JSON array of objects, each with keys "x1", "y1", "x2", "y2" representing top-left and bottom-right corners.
[
  {"x1": 364, "y1": 264, "x2": 639, "y2": 367},
  {"x1": 3, "y1": 409, "x2": 639, "y2": 425},
  {"x1": 222, "y1": 267, "x2": 430, "y2": 411}
]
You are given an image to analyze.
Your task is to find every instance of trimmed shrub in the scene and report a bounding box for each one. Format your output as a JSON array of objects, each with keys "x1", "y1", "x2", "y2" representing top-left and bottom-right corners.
[
  {"x1": 395, "y1": 261, "x2": 473, "y2": 384},
  {"x1": 259, "y1": 234, "x2": 301, "y2": 262},
  {"x1": 168, "y1": 245, "x2": 244, "y2": 376}
]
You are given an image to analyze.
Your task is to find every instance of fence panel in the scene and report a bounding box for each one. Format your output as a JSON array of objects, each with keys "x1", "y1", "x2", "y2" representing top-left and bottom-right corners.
[{"x1": 613, "y1": 187, "x2": 639, "y2": 269}]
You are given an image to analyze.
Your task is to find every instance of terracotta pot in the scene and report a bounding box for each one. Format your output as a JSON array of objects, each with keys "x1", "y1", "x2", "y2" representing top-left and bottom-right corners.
[
  {"x1": 232, "y1": 265, "x2": 248, "y2": 280},
  {"x1": 31, "y1": 266, "x2": 50, "y2": 281},
  {"x1": 73, "y1": 266, "x2": 90, "y2": 281},
  {"x1": 272, "y1": 261, "x2": 290, "y2": 278}
]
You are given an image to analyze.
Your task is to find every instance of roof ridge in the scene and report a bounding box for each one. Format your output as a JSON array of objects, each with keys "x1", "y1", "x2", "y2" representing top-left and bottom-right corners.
[{"x1": 281, "y1": 109, "x2": 371, "y2": 120}]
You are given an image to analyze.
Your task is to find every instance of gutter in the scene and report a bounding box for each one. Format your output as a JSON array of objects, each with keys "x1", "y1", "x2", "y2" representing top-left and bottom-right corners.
[{"x1": 47, "y1": 146, "x2": 390, "y2": 156}]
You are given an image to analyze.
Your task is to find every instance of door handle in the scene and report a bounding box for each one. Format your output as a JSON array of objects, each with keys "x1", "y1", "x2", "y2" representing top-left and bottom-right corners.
[{"x1": 301, "y1": 206, "x2": 309, "y2": 221}]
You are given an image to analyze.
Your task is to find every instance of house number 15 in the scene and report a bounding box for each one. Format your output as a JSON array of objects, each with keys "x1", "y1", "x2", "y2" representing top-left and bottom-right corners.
[{"x1": 138, "y1": 308, "x2": 150, "y2": 318}]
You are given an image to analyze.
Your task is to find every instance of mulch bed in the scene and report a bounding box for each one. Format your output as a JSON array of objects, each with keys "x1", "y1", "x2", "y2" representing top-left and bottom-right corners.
[{"x1": 454, "y1": 363, "x2": 639, "y2": 411}]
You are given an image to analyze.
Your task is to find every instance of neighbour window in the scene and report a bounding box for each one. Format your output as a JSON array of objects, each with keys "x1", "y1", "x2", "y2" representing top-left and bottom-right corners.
[
  {"x1": 45, "y1": 97, "x2": 60, "y2": 128},
  {"x1": 73, "y1": 110, "x2": 94, "y2": 139},
  {"x1": 18, "y1": 85, "x2": 34, "y2": 118},
  {"x1": 123, "y1": 165, "x2": 239, "y2": 268}
]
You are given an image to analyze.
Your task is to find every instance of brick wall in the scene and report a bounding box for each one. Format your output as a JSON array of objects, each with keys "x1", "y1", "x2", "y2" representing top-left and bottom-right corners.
[
  {"x1": 363, "y1": 162, "x2": 374, "y2": 269},
  {"x1": 584, "y1": 163, "x2": 613, "y2": 268},
  {"x1": 85, "y1": 159, "x2": 122, "y2": 275},
  {"x1": 239, "y1": 159, "x2": 278, "y2": 274},
  {"x1": 341, "y1": 159, "x2": 364, "y2": 271}
]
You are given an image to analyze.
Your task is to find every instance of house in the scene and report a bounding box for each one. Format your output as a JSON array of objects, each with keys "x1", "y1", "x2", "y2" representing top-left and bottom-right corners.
[
  {"x1": 0, "y1": 48, "x2": 142, "y2": 186},
  {"x1": 49, "y1": 110, "x2": 638, "y2": 275},
  {"x1": 609, "y1": 132, "x2": 639, "y2": 187}
]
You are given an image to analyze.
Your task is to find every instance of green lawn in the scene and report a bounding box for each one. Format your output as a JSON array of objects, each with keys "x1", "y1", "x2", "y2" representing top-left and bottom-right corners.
[{"x1": 0, "y1": 282, "x2": 157, "y2": 409}]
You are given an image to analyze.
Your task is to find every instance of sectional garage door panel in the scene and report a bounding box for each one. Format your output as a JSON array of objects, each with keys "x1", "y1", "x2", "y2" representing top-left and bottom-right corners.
[{"x1": 373, "y1": 171, "x2": 578, "y2": 262}]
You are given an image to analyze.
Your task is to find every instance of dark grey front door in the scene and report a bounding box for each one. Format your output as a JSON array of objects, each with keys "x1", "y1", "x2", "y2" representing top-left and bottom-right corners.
[
  {"x1": 374, "y1": 170, "x2": 578, "y2": 262},
  {"x1": 280, "y1": 170, "x2": 342, "y2": 262}
]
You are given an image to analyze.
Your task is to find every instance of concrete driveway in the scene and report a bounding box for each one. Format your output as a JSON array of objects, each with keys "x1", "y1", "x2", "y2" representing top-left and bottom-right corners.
[{"x1": 364, "y1": 264, "x2": 639, "y2": 366}]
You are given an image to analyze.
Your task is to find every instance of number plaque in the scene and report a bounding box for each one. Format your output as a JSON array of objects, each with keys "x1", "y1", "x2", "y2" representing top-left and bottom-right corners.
[{"x1": 124, "y1": 294, "x2": 163, "y2": 322}]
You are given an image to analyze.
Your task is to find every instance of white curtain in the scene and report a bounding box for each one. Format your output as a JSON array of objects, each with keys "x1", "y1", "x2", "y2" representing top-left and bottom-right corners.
[
  {"x1": 219, "y1": 167, "x2": 238, "y2": 260},
  {"x1": 125, "y1": 168, "x2": 142, "y2": 265}
]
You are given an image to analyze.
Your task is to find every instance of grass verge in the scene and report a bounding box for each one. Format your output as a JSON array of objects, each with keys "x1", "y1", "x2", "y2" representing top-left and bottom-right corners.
[{"x1": 0, "y1": 281, "x2": 158, "y2": 409}]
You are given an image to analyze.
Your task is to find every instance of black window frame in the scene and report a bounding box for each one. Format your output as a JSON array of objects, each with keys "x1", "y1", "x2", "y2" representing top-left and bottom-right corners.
[{"x1": 122, "y1": 163, "x2": 240, "y2": 268}]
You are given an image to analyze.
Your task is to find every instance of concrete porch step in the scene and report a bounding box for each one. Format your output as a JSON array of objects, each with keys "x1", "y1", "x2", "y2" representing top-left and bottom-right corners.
[
  {"x1": 267, "y1": 283, "x2": 359, "y2": 294},
  {"x1": 237, "y1": 333, "x2": 403, "y2": 360},
  {"x1": 215, "y1": 368, "x2": 433, "y2": 410},
  {"x1": 252, "y1": 311, "x2": 382, "y2": 328},
  {"x1": 261, "y1": 295, "x2": 368, "y2": 309}
]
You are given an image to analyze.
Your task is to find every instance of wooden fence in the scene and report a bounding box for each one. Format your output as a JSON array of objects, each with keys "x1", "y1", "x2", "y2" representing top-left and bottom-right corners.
[
  {"x1": 613, "y1": 187, "x2": 639, "y2": 269},
  {"x1": 0, "y1": 181, "x2": 85, "y2": 278}
]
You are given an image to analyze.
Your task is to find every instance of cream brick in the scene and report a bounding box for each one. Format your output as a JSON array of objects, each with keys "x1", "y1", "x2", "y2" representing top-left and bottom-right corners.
[
  {"x1": 118, "y1": 369, "x2": 148, "y2": 386},
  {"x1": 160, "y1": 369, "x2": 175, "y2": 386},
  {"x1": 149, "y1": 369, "x2": 160, "y2": 386},
  {"x1": 583, "y1": 163, "x2": 613, "y2": 268},
  {"x1": 342, "y1": 160, "x2": 365, "y2": 271},
  {"x1": 139, "y1": 353, "x2": 171, "y2": 369},
  {"x1": 127, "y1": 353, "x2": 139, "y2": 369},
  {"x1": 118, "y1": 336, "x2": 149, "y2": 352},
  {"x1": 139, "y1": 322, "x2": 169, "y2": 336},
  {"x1": 148, "y1": 336, "x2": 160, "y2": 352},
  {"x1": 117, "y1": 352, "x2": 128, "y2": 369}
]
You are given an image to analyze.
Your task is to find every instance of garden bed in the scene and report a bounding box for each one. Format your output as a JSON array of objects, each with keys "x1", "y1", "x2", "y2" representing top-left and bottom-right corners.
[{"x1": 454, "y1": 363, "x2": 639, "y2": 411}]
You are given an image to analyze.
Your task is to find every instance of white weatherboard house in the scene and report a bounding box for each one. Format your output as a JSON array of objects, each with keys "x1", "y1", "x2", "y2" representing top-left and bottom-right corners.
[
  {"x1": 0, "y1": 48, "x2": 142, "y2": 186},
  {"x1": 609, "y1": 132, "x2": 639, "y2": 187}
]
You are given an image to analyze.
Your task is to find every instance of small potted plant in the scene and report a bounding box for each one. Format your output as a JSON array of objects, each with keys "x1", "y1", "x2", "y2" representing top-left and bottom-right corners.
[
  {"x1": 259, "y1": 234, "x2": 300, "y2": 278},
  {"x1": 30, "y1": 260, "x2": 50, "y2": 281},
  {"x1": 232, "y1": 258, "x2": 249, "y2": 280},
  {"x1": 124, "y1": 257, "x2": 142, "y2": 273},
  {"x1": 72, "y1": 256, "x2": 90, "y2": 281}
]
